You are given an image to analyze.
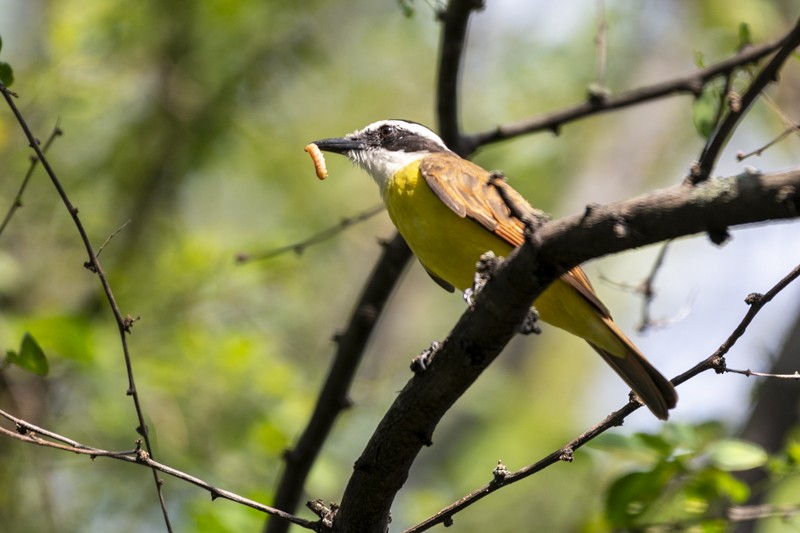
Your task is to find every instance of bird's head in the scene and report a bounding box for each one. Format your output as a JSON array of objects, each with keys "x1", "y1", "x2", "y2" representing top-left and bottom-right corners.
[{"x1": 312, "y1": 120, "x2": 451, "y2": 191}]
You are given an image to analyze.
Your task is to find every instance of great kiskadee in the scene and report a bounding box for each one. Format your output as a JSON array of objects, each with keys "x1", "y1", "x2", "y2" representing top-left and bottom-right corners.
[{"x1": 312, "y1": 119, "x2": 677, "y2": 419}]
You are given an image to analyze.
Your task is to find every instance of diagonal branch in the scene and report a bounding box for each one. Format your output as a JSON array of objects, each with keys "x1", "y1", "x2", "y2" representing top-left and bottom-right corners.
[
  {"x1": 0, "y1": 81, "x2": 173, "y2": 531},
  {"x1": 689, "y1": 16, "x2": 800, "y2": 184},
  {"x1": 406, "y1": 261, "x2": 800, "y2": 532},
  {"x1": 264, "y1": 234, "x2": 411, "y2": 533},
  {"x1": 266, "y1": 2, "x2": 483, "y2": 530},
  {"x1": 332, "y1": 167, "x2": 800, "y2": 532},
  {"x1": 463, "y1": 26, "x2": 795, "y2": 153},
  {"x1": 0, "y1": 408, "x2": 320, "y2": 531}
]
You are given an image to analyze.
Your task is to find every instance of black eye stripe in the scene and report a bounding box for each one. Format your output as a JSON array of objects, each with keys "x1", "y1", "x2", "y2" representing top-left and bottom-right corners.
[{"x1": 371, "y1": 125, "x2": 449, "y2": 153}]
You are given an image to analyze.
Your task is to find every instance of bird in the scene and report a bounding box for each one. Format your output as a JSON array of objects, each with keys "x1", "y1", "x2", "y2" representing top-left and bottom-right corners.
[{"x1": 310, "y1": 119, "x2": 677, "y2": 419}]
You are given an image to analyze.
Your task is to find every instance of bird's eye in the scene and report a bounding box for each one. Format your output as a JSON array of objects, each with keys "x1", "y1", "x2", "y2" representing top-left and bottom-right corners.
[{"x1": 378, "y1": 124, "x2": 394, "y2": 138}]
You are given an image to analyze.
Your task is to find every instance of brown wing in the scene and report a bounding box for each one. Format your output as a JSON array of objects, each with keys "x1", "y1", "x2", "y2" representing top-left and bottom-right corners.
[
  {"x1": 419, "y1": 153, "x2": 611, "y2": 317},
  {"x1": 420, "y1": 153, "x2": 529, "y2": 248}
]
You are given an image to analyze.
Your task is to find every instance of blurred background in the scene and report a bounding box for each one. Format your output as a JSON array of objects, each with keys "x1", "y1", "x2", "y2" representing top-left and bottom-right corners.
[{"x1": 0, "y1": 0, "x2": 799, "y2": 531}]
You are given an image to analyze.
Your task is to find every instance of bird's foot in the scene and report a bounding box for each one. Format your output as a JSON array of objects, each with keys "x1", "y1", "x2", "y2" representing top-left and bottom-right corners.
[{"x1": 464, "y1": 251, "x2": 504, "y2": 308}]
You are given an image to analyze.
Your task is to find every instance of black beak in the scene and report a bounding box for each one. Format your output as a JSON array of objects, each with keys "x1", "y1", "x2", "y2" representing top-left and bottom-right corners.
[{"x1": 312, "y1": 137, "x2": 365, "y2": 155}]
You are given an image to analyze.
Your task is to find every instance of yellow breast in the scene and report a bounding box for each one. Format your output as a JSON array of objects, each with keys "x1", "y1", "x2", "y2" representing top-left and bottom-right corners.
[
  {"x1": 383, "y1": 160, "x2": 514, "y2": 292},
  {"x1": 381, "y1": 159, "x2": 626, "y2": 354}
]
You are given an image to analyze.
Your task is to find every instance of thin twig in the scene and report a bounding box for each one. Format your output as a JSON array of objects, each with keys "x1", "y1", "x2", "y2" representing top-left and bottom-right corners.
[
  {"x1": 724, "y1": 367, "x2": 800, "y2": 380},
  {"x1": 593, "y1": 0, "x2": 607, "y2": 90},
  {"x1": 0, "y1": 409, "x2": 320, "y2": 531},
  {"x1": 689, "y1": 17, "x2": 800, "y2": 184},
  {"x1": 405, "y1": 262, "x2": 800, "y2": 533},
  {"x1": 737, "y1": 122, "x2": 800, "y2": 161},
  {"x1": 464, "y1": 30, "x2": 792, "y2": 153},
  {"x1": 236, "y1": 204, "x2": 384, "y2": 264},
  {"x1": 0, "y1": 123, "x2": 63, "y2": 238},
  {"x1": 96, "y1": 219, "x2": 132, "y2": 258},
  {"x1": 0, "y1": 80, "x2": 173, "y2": 532},
  {"x1": 638, "y1": 240, "x2": 670, "y2": 332}
]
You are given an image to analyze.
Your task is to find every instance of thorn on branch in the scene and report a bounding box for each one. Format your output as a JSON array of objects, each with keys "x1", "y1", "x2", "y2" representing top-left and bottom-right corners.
[{"x1": 411, "y1": 340, "x2": 440, "y2": 374}]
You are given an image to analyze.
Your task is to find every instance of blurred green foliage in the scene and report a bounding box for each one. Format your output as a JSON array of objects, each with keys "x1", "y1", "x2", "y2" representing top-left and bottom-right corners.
[{"x1": 0, "y1": 1, "x2": 798, "y2": 532}]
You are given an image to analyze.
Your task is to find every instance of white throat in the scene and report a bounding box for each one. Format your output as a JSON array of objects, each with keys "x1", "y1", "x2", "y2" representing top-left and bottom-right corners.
[{"x1": 349, "y1": 149, "x2": 426, "y2": 195}]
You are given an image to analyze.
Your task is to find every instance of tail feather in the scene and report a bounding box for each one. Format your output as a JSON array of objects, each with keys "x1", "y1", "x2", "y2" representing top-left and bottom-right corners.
[{"x1": 588, "y1": 336, "x2": 677, "y2": 420}]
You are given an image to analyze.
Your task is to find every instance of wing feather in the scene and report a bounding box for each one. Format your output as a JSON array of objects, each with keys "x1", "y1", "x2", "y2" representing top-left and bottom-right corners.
[{"x1": 420, "y1": 153, "x2": 612, "y2": 313}]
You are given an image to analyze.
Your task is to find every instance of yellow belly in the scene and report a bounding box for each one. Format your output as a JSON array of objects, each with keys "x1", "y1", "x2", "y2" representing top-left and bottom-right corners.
[{"x1": 382, "y1": 160, "x2": 625, "y2": 353}]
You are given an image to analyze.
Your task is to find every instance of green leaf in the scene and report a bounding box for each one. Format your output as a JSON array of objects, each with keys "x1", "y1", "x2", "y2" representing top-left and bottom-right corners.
[
  {"x1": 605, "y1": 462, "x2": 679, "y2": 526},
  {"x1": 694, "y1": 50, "x2": 706, "y2": 68},
  {"x1": 635, "y1": 432, "x2": 674, "y2": 457},
  {"x1": 738, "y1": 23, "x2": 752, "y2": 49},
  {"x1": 706, "y1": 439, "x2": 767, "y2": 472},
  {"x1": 0, "y1": 62, "x2": 13, "y2": 87},
  {"x1": 692, "y1": 83, "x2": 721, "y2": 139},
  {"x1": 9, "y1": 333, "x2": 49, "y2": 376},
  {"x1": 397, "y1": 0, "x2": 414, "y2": 17}
]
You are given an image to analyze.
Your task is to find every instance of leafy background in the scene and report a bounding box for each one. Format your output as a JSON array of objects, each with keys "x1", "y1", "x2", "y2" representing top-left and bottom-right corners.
[{"x1": 0, "y1": 0, "x2": 799, "y2": 531}]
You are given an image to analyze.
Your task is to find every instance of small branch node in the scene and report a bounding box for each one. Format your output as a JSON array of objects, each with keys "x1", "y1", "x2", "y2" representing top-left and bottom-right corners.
[
  {"x1": 122, "y1": 314, "x2": 140, "y2": 333},
  {"x1": 517, "y1": 308, "x2": 541, "y2": 335},
  {"x1": 411, "y1": 340, "x2": 440, "y2": 374},
  {"x1": 712, "y1": 355, "x2": 727, "y2": 374},
  {"x1": 491, "y1": 460, "x2": 510, "y2": 484},
  {"x1": 559, "y1": 447, "x2": 574, "y2": 462},
  {"x1": 727, "y1": 90, "x2": 742, "y2": 113},
  {"x1": 707, "y1": 226, "x2": 730, "y2": 245},
  {"x1": 744, "y1": 292, "x2": 763, "y2": 305},
  {"x1": 306, "y1": 499, "x2": 339, "y2": 527}
]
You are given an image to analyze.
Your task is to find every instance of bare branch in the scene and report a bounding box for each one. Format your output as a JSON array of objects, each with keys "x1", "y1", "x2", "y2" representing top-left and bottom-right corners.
[
  {"x1": 436, "y1": 0, "x2": 485, "y2": 153},
  {"x1": 333, "y1": 168, "x2": 800, "y2": 532},
  {"x1": 406, "y1": 261, "x2": 800, "y2": 533},
  {"x1": 265, "y1": 234, "x2": 412, "y2": 533},
  {"x1": 0, "y1": 123, "x2": 62, "y2": 238},
  {"x1": 0, "y1": 409, "x2": 320, "y2": 531},
  {"x1": 689, "y1": 17, "x2": 800, "y2": 184},
  {"x1": 464, "y1": 28, "x2": 794, "y2": 153},
  {"x1": 0, "y1": 80, "x2": 173, "y2": 530},
  {"x1": 237, "y1": 204, "x2": 384, "y2": 264}
]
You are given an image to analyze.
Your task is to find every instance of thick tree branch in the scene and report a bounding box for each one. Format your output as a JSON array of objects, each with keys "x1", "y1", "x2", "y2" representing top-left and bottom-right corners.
[
  {"x1": 265, "y1": 2, "x2": 482, "y2": 529},
  {"x1": 436, "y1": 0, "x2": 484, "y2": 154},
  {"x1": 265, "y1": 235, "x2": 411, "y2": 533},
  {"x1": 332, "y1": 167, "x2": 800, "y2": 532}
]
